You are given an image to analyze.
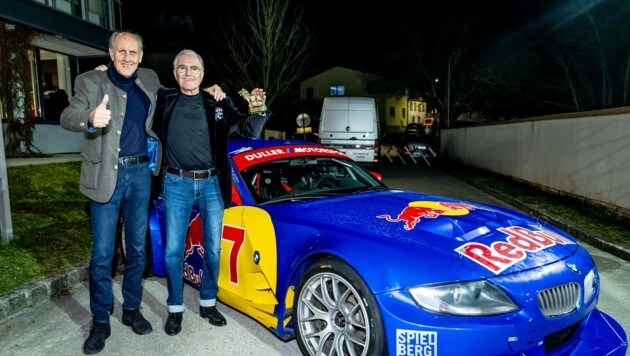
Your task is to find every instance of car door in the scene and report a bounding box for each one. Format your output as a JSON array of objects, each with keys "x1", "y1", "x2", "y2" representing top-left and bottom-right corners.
[{"x1": 217, "y1": 205, "x2": 281, "y2": 328}]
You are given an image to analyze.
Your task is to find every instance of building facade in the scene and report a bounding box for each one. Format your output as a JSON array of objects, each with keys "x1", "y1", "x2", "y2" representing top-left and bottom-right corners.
[
  {"x1": 1, "y1": 0, "x2": 120, "y2": 153},
  {"x1": 1, "y1": 0, "x2": 119, "y2": 120},
  {"x1": 299, "y1": 67, "x2": 386, "y2": 133}
]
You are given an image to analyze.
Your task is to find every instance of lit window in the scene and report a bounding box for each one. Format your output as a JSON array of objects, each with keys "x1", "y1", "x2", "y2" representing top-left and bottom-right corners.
[{"x1": 329, "y1": 85, "x2": 345, "y2": 96}]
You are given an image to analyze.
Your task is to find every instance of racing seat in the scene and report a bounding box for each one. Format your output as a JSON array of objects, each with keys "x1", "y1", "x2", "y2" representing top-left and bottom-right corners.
[{"x1": 260, "y1": 169, "x2": 290, "y2": 200}]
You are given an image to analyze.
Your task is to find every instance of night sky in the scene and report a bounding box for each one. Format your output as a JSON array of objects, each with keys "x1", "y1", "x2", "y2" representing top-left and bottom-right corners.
[
  {"x1": 121, "y1": 0, "x2": 557, "y2": 79},
  {"x1": 117, "y1": 1, "x2": 626, "y2": 125}
]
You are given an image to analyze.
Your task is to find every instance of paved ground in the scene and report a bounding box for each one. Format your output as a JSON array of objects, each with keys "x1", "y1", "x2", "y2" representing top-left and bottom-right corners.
[{"x1": 0, "y1": 275, "x2": 302, "y2": 356}]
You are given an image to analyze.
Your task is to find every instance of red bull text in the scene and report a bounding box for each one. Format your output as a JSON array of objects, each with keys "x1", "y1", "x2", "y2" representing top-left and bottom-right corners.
[{"x1": 455, "y1": 226, "x2": 574, "y2": 273}]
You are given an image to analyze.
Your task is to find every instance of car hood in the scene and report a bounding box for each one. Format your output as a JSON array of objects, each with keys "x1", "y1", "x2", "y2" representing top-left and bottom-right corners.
[{"x1": 267, "y1": 189, "x2": 579, "y2": 279}]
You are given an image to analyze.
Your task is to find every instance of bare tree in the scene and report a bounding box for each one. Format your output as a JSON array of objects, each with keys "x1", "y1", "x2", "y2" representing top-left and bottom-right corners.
[
  {"x1": 387, "y1": 17, "x2": 488, "y2": 123},
  {"x1": 528, "y1": 0, "x2": 630, "y2": 113},
  {"x1": 384, "y1": 0, "x2": 630, "y2": 121},
  {"x1": 208, "y1": 0, "x2": 314, "y2": 107}
]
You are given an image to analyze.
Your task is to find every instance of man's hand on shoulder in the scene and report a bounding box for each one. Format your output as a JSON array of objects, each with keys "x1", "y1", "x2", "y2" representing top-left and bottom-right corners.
[
  {"x1": 205, "y1": 84, "x2": 226, "y2": 101},
  {"x1": 94, "y1": 65, "x2": 108, "y2": 71}
]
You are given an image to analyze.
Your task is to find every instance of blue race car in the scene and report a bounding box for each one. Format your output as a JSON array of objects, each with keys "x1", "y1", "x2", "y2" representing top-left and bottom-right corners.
[{"x1": 146, "y1": 139, "x2": 627, "y2": 356}]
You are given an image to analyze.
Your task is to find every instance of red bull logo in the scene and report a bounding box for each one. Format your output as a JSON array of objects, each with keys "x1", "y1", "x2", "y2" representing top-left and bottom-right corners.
[
  {"x1": 377, "y1": 201, "x2": 475, "y2": 230},
  {"x1": 184, "y1": 213, "x2": 204, "y2": 287},
  {"x1": 455, "y1": 226, "x2": 574, "y2": 273}
]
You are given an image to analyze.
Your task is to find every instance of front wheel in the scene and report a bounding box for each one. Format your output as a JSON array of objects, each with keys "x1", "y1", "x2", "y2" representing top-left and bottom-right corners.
[{"x1": 294, "y1": 257, "x2": 385, "y2": 356}]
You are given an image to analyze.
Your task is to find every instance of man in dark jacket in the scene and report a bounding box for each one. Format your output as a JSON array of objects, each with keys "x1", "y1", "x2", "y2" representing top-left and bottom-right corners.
[{"x1": 151, "y1": 49, "x2": 270, "y2": 336}]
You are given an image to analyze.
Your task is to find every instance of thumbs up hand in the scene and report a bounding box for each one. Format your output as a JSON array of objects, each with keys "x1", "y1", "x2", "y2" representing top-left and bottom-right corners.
[{"x1": 90, "y1": 94, "x2": 111, "y2": 128}]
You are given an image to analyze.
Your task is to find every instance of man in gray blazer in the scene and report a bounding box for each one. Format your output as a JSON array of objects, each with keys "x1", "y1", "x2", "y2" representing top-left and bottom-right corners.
[
  {"x1": 60, "y1": 31, "x2": 224, "y2": 355},
  {"x1": 60, "y1": 30, "x2": 159, "y2": 355}
]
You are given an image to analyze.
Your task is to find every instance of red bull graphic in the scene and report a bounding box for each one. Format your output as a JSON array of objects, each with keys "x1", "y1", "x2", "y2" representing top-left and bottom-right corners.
[
  {"x1": 377, "y1": 201, "x2": 476, "y2": 230},
  {"x1": 455, "y1": 226, "x2": 575, "y2": 274},
  {"x1": 184, "y1": 213, "x2": 204, "y2": 287}
]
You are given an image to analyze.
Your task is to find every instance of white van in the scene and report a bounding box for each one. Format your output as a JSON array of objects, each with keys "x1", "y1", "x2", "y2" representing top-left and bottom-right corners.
[{"x1": 318, "y1": 97, "x2": 380, "y2": 171}]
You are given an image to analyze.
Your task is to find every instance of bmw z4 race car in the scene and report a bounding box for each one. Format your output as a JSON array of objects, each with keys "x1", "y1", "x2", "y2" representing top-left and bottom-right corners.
[{"x1": 146, "y1": 139, "x2": 627, "y2": 356}]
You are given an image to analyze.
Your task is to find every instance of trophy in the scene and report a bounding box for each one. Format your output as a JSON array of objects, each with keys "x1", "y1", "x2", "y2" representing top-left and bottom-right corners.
[{"x1": 238, "y1": 88, "x2": 267, "y2": 114}]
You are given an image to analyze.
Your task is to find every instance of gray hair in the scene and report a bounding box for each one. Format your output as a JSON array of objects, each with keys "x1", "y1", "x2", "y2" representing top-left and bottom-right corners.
[
  {"x1": 173, "y1": 49, "x2": 205, "y2": 72},
  {"x1": 108, "y1": 31, "x2": 144, "y2": 51}
]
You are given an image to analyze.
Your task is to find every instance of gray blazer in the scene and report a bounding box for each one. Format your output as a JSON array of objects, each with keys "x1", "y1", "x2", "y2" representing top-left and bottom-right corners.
[{"x1": 60, "y1": 68, "x2": 162, "y2": 203}]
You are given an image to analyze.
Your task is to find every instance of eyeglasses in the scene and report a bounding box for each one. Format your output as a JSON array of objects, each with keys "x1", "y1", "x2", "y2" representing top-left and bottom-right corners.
[{"x1": 175, "y1": 64, "x2": 202, "y2": 74}]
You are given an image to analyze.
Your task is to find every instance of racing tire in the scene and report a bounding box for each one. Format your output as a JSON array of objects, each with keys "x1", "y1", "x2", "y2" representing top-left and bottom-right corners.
[{"x1": 294, "y1": 257, "x2": 386, "y2": 356}]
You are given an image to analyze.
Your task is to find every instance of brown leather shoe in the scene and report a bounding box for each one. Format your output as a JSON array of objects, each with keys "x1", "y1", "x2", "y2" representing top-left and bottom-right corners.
[{"x1": 199, "y1": 306, "x2": 226, "y2": 326}]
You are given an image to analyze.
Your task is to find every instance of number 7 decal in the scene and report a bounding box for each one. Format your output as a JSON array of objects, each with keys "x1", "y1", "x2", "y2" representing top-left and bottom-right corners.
[{"x1": 222, "y1": 224, "x2": 245, "y2": 284}]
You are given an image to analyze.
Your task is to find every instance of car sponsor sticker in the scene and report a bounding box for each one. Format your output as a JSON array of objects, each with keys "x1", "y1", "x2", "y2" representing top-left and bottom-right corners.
[
  {"x1": 377, "y1": 201, "x2": 476, "y2": 230},
  {"x1": 455, "y1": 226, "x2": 575, "y2": 273},
  {"x1": 232, "y1": 145, "x2": 349, "y2": 169},
  {"x1": 396, "y1": 329, "x2": 438, "y2": 356}
]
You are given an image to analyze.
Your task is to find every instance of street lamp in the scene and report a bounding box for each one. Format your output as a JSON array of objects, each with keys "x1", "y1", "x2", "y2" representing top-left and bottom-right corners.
[{"x1": 446, "y1": 52, "x2": 454, "y2": 129}]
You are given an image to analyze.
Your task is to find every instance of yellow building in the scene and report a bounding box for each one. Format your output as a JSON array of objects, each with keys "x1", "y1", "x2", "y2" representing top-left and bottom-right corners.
[{"x1": 385, "y1": 94, "x2": 428, "y2": 133}]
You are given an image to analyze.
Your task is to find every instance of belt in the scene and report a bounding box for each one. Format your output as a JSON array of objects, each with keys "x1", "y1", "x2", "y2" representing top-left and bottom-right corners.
[
  {"x1": 118, "y1": 154, "x2": 149, "y2": 165},
  {"x1": 167, "y1": 166, "x2": 217, "y2": 179}
]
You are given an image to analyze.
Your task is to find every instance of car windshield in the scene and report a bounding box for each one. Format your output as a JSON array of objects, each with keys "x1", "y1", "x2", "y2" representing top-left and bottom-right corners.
[{"x1": 240, "y1": 156, "x2": 384, "y2": 204}]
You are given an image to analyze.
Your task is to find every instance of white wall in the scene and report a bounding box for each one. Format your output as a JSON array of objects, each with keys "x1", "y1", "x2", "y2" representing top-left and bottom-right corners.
[
  {"x1": 440, "y1": 107, "x2": 630, "y2": 213},
  {"x1": 3, "y1": 124, "x2": 84, "y2": 154}
]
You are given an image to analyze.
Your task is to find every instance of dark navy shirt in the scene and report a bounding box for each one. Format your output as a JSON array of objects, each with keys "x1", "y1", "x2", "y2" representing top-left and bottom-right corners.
[
  {"x1": 107, "y1": 62, "x2": 150, "y2": 157},
  {"x1": 165, "y1": 93, "x2": 214, "y2": 170}
]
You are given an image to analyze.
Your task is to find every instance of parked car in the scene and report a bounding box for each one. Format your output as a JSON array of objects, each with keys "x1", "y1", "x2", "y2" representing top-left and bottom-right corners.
[
  {"x1": 400, "y1": 123, "x2": 438, "y2": 160},
  {"x1": 144, "y1": 138, "x2": 627, "y2": 356}
]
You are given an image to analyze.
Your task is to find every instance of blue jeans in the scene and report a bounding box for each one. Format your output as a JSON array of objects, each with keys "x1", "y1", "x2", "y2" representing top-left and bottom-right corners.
[
  {"x1": 89, "y1": 162, "x2": 151, "y2": 323},
  {"x1": 163, "y1": 172, "x2": 224, "y2": 312}
]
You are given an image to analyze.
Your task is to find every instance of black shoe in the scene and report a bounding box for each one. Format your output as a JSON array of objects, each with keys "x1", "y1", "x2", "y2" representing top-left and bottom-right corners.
[
  {"x1": 199, "y1": 306, "x2": 226, "y2": 326},
  {"x1": 122, "y1": 308, "x2": 153, "y2": 335},
  {"x1": 83, "y1": 320, "x2": 111, "y2": 355},
  {"x1": 164, "y1": 312, "x2": 183, "y2": 335}
]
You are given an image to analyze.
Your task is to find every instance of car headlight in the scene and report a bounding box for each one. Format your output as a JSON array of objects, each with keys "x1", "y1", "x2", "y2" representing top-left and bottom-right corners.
[
  {"x1": 583, "y1": 268, "x2": 596, "y2": 304},
  {"x1": 408, "y1": 280, "x2": 518, "y2": 316}
]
